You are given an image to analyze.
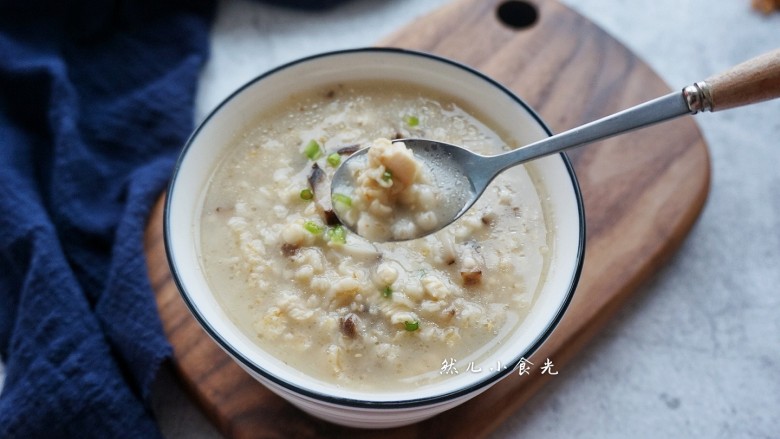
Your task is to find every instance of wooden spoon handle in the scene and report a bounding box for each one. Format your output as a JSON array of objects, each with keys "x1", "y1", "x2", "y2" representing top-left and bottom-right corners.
[{"x1": 704, "y1": 48, "x2": 780, "y2": 111}]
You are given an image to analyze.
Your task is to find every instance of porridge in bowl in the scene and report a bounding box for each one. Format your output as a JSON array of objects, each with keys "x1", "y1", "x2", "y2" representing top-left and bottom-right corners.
[{"x1": 198, "y1": 80, "x2": 552, "y2": 390}]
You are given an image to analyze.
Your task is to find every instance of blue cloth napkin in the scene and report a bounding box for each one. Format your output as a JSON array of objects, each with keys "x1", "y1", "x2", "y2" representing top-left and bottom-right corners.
[{"x1": 0, "y1": 1, "x2": 214, "y2": 437}]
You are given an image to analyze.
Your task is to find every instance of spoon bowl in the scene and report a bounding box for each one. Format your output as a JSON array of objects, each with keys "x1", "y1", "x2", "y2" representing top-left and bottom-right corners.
[{"x1": 330, "y1": 138, "x2": 477, "y2": 241}]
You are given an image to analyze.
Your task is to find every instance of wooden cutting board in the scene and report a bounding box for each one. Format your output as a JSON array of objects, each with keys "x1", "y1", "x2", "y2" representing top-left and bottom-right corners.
[{"x1": 144, "y1": 0, "x2": 710, "y2": 437}]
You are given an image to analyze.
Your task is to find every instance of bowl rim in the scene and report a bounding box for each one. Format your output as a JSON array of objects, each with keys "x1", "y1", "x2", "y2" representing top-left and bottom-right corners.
[{"x1": 164, "y1": 47, "x2": 586, "y2": 409}]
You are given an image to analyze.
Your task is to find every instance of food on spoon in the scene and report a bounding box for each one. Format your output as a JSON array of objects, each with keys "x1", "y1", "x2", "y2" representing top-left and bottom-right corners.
[{"x1": 335, "y1": 138, "x2": 444, "y2": 241}]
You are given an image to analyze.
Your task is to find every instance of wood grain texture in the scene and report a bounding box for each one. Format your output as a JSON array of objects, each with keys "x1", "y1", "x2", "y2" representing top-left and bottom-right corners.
[
  {"x1": 706, "y1": 48, "x2": 780, "y2": 111},
  {"x1": 143, "y1": 0, "x2": 711, "y2": 437}
]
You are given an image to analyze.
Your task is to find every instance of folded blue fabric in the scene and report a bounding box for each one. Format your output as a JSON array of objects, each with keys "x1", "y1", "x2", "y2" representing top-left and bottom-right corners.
[{"x1": 0, "y1": 1, "x2": 214, "y2": 437}]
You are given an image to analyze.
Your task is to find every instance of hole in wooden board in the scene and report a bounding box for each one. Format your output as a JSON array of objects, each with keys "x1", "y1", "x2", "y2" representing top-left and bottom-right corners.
[{"x1": 496, "y1": 1, "x2": 539, "y2": 29}]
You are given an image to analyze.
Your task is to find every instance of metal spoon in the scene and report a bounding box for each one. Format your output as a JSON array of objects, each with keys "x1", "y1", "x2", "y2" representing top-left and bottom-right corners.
[{"x1": 332, "y1": 49, "x2": 780, "y2": 242}]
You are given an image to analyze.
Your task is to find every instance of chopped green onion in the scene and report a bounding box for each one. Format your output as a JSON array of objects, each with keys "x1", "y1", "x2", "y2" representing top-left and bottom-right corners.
[
  {"x1": 404, "y1": 320, "x2": 419, "y2": 331},
  {"x1": 303, "y1": 221, "x2": 324, "y2": 235},
  {"x1": 382, "y1": 286, "x2": 393, "y2": 298},
  {"x1": 300, "y1": 188, "x2": 314, "y2": 200},
  {"x1": 332, "y1": 193, "x2": 352, "y2": 208},
  {"x1": 303, "y1": 139, "x2": 322, "y2": 160},
  {"x1": 382, "y1": 170, "x2": 393, "y2": 182},
  {"x1": 403, "y1": 115, "x2": 419, "y2": 127},
  {"x1": 327, "y1": 224, "x2": 347, "y2": 244},
  {"x1": 326, "y1": 153, "x2": 341, "y2": 167}
]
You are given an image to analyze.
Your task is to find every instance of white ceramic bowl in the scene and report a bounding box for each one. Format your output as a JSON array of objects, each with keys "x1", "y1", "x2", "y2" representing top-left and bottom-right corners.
[{"x1": 165, "y1": 48, "x2": 585, "y2": 429}]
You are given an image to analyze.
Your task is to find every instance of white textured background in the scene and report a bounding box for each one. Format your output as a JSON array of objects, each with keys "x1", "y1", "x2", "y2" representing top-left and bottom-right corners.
[{"x1": 11, "y1": 0, "x2": 772, "y2": 437}]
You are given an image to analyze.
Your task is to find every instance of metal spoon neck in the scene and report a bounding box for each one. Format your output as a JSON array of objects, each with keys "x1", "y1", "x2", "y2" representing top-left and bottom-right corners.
[{"x1": 493, "y1": 90, "x2": 693, "y2": 177}]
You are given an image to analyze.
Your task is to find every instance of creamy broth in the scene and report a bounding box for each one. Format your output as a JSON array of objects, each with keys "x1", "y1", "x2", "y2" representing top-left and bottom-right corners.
[{"x1": 199, "y1": 81, "x2": 551, "y2": 390}]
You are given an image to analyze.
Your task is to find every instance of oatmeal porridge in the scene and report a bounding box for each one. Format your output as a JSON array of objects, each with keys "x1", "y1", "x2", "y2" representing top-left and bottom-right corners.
[{"x1": 198, "y1": 81, "x2": 552, "y2": 390}]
